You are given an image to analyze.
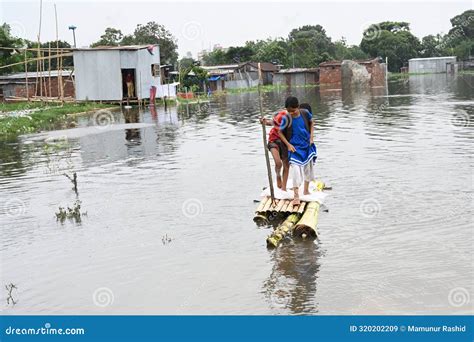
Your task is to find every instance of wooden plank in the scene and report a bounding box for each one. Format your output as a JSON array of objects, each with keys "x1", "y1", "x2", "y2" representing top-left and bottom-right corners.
[
  {"x1": 262, "y1": 198, "x2": 273, "y2": 212},
  {"x1": 255, "y1": 197, "x2": 269, "y2": 213},
  {"x1": 274, "y1": 199, "x2": 286, "y2": 212},
  {"x1": 297, "y1": 202, "x2": 307, "y2": 214}
]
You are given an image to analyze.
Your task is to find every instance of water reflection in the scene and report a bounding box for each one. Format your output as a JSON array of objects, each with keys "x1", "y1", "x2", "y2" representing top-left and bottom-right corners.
[{"x1": 264, "y1": 240, "x2": 321, "y2": 314}]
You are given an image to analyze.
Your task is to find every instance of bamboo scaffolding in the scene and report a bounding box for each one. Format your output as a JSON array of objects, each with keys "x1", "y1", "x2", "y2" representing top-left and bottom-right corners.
[
  {"x1": 48, "y1": 42, "x2": 51, "y2": 98},
  {"x1": 24, "y1": 49, "x2": 29, "y2": 100},
  {"x1": 0, "y1": 52, "x2": 73, "y2": 70},
  {"x1": 54, "y1": 3, "x2": 60, "y2": 100}
]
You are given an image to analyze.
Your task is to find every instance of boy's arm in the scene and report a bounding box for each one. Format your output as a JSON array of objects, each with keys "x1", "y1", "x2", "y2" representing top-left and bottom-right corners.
[
  {"x1": 278, "y1": 130, "x2": 296, "y2": 152},
  {"x1": 259, "y1": 117, "x2": 273, "y2": 126},
  {"x1": 310, "y1": 118, "x2": 314, "y2": 144}
]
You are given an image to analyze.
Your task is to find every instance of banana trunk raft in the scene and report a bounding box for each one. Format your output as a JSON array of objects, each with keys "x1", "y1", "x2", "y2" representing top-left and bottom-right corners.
[{"x1": 253, "y1": 180, "x2": 326, "y2": 248}]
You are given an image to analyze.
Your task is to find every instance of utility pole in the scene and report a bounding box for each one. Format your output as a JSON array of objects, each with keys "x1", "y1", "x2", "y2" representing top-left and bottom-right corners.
[{"x1": 68, "y1": 25, "x2": 77, "y2": 47}]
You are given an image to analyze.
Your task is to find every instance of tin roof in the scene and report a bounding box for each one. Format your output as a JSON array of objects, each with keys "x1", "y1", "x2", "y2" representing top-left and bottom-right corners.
[
  {"x1": 0, "y1": 70, "x2": 73, "y2": 80},
  {"x1": 408, "y1": 56, "x2": 457, "y2": 61},
  {"x1": 73, "y1": 45, "x2": 157, "y2": 51},
  {"x1": 277, "y1": 68, "x2": 319, "y2": 74}
]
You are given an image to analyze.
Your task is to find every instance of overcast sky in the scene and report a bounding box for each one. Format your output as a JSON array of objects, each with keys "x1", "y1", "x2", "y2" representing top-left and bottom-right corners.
[{"x1": 1, "y1": 1, "x2": 471, "y2": 58}]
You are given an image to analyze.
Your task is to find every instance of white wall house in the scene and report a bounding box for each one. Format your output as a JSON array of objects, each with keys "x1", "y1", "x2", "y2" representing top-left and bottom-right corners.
[{"x1": 73, "y1": 45, "x2": 160, "y2": 101}]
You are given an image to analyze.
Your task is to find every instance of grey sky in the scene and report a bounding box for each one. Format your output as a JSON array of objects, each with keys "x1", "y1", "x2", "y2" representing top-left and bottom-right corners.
[{"x1": 1, "y1": 1, "x2": 471, "y2": 59}]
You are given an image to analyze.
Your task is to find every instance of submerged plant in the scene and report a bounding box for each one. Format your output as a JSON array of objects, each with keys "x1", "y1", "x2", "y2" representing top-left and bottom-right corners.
[
  {"x1": 55, "y1": 200, "x2": 87, "y2": 224},
  {"x1": 5, "y1": 283, "x2": 17, "y2": 306}
]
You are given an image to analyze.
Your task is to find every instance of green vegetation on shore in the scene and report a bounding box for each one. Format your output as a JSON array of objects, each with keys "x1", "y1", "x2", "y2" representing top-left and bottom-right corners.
[{"x1": 0, "y1": 102, "x2": 115, "y2": 136}]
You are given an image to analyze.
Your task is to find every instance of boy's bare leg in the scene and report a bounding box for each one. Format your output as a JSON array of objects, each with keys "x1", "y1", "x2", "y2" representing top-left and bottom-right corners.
[
  {"x1": 270, "y1": 148, "x2": 283, "y2": 188},
  {"x1": 281, "y1": 160, "x2": 289, "y2": 191},
  {"x1": 303, "y1": 181, "x2": 311, "y2": 195},
  {"x1": 293, "y1": 187, "x2": 300, "y2": 205}
]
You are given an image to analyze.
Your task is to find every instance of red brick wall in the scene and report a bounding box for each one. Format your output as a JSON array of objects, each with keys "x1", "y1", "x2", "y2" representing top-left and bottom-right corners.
[
  {"x1": 9, "y1": 76, "x2": 75, "y2": 98},
  {"x1": 367, "y1": 62, "x2": 386, "y2": 88},
  {"x1": 319, "y1": 65, "x2": 342, "y2": 85}
]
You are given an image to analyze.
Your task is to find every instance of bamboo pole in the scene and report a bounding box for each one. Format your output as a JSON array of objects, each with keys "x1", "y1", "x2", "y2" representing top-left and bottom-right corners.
[
  {"x1": 258, "y1": 62, "x2": 275, "y2": 206},
  {"x1": 55, "y1": 3, "x2": 60, "y2": 99},
  {"x1": 36, "y1": 0, "x2": 43, "y2": 97},
  {"x1": 293, "y1": 202, "x2": 321, "y2": 238},
  {"x1": 0, "y1": 52, "x2": 73, "y2": 70},
  {"x1": 24, "y1": 49, "x2": 29, "y2": 100},
  {"x1": 266, "y1": 213, "x2": 301, "y2": 248},
  {"x1": 293, "y1": 180, "x2": 325, "y2": 238},
  {"x1": 48, "y1": 42, "x2": 51, "y2": 98},
  {"x1": 253, "y1": 212, "x2": 270, "y2": 226}
]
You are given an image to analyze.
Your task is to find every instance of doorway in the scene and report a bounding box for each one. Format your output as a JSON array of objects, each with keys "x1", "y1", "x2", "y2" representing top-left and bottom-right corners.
[{"x1": 122, "y1": 69, "x2": 136, "y2": 99}]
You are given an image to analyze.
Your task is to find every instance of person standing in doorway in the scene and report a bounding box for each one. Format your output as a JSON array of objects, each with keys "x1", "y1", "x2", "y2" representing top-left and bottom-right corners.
[{"x1": 126, "y1": 72, "x2": 134, "y2": 98}]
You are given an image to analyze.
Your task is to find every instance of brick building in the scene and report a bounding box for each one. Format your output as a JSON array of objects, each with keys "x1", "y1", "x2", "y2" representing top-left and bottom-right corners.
[
  {"x1": 319, "y1": 58, "x2": 387, "y2": 88},
  {"x1": 0, "y1": 70, "x2": 75, "y2": 100}
]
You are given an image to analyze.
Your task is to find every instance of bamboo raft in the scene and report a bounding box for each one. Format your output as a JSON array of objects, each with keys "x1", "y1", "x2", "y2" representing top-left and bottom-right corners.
[{"x1": 253, "y1": 180, "x2": 326, "y2": 248}]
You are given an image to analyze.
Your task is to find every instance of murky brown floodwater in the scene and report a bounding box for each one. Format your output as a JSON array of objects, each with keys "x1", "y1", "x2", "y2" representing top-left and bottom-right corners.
[{"x1": 1, "y1": 73, "x2": 473, "y2": 315}]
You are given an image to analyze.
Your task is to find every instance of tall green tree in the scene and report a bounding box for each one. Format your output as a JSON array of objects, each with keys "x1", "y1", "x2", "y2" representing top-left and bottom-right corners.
[
  {"x1": 0, "y1": 23, "x2": 25, "y2": 75},
  {"x1": 201, "y1": 49, "x2": 230, "y2": 65},
  {"x1": 91, "y1": 27, "x2": 123, "y2": 47},
  {"x1": 123, "y1": 22, "x2": 178, "y2": 65},
  {"x1": 252, "y1": 39, "x2": 289, "y2": 66},
  {"x1": 360, "y1": 21, "x2": 421, "y2": 72},
  {"x1": 288, "y1": 25, "x2": 336, "y2": 67},
  {"x1": 91, "y1": 22, "x2": 178, "y2": 65}
]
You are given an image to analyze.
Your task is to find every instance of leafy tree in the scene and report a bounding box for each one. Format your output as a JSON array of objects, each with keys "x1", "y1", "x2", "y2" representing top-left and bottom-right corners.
[
  {"x1": 179, "y1": 56, "x2": 196, "y2": 69},
  {"x1": 125, "y1": 22, "x2": 178, "y2": 65},
  {"x1": 420, "y1": 34, "x2": 444, "y2": 57},
  {"x1": 0, "y1": 23, "x2": 25, "y2": 75},
  {"x1": 360, "y1": 21, "x2": 421, "y2": 72},
  {"x1": 334, "y1": 37, "x2": 368, "y2": 60},
  {"x1": 201, "y1": 49, "x2": 230, "y2": 65},
  {"x1": 287, "y1": 25, "x2": 336, "y2": 67},
  {"x1": 225, "y1": 46, "x2": 254, "y2": 63},
  {"x1": 92, "y1": 22, "x2": 178, "y2": 66},
  {"x1": 180, "y1": 65, "x2": 208, "y2": 92},
  {"x1": 442, "y1": 10, "x2": 474, "y2": 60},
  {"x1": 252, "y1": 39, "x2": 289, "y2": 66},
  {"x1": 91, "y1": 27, "x2": 123, "y2": 47}
]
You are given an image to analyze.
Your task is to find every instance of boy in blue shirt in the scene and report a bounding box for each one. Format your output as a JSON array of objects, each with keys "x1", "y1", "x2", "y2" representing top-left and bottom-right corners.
[{"x1": 278, "y1": 97, "x2": 317, "y2": 205}]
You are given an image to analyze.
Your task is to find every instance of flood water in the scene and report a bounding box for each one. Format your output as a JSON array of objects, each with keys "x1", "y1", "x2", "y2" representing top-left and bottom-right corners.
[{"x1": 1, "y1": 73, "x2": 473, "y2": 315}]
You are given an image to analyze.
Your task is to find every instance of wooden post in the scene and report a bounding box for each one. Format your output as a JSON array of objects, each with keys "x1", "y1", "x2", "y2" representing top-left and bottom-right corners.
[
  {"x1": 54, "y1": 3, "x2": 60, "y2": 100},
  {"x1": 24, "y1": 49, "x2": 29, "y2": 100},
  {"x1": 258, "y1": 62, "x2": 275, "y2": 205},
  {"x1": 48, "y1": 42, "x2": 51, "y2": 98}
]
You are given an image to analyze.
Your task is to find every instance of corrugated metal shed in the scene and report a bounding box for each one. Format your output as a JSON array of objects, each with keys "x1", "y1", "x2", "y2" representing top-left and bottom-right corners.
[
  {"x1": 408, "y1": 56, "x2": 457, "y2": 73},
  {"x1": 73, "y1": 45, "x2": 160, "y2": 101}
]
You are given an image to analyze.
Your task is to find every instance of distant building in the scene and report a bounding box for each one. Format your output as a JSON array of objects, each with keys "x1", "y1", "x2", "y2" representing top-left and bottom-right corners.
[
  {"x1": 0, "y1": 70, "x2": 74, "y2": 100},
  {"x1": 319, "y1": 58, "x2": 386, "y2": 88},
  {"x1": 408, "y1": 56, "x2": 457, "y2": 74},
  {"x1": 73, "y1": 45, "x2": 160, "y2": 101},
  {"x1": 201, "y1": 62, "x2": 279, "y2": 91},
  {"x1": 273, "y1": 68, "x2": 319, "y2": 87}
]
